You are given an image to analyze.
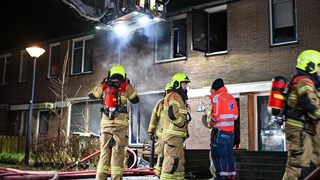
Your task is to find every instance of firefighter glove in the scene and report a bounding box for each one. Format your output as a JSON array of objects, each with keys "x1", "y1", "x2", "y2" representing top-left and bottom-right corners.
[
  {"x1": 148, "y1": 133, "x2": 154, "y2": 141},
  {"x1": 88, "y1": 93, "x2": 96, "y2": 99}
]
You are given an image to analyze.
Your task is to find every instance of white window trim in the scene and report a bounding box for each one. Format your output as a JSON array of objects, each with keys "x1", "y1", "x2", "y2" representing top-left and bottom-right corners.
[
  {"x1": 71, "y1": 35, "x2": 94, "y2": 75},
  {"x1": 269, "y1": 0, "x2": 298, "y2": 46},
  {"x1": 155, "y1": 14, "x2": 187, "y2": 63},
  {"x1": 48, "y1": 42, "x2": 61, "y2": 78}
]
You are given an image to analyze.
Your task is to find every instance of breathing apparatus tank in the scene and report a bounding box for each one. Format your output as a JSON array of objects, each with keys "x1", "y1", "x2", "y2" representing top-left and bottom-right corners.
[{"x1": 267, "y1": 76, "x2": 287, "y2": 116}]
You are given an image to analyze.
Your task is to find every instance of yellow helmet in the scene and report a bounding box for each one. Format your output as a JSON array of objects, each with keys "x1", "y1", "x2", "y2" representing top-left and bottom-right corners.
[
  {"x1": 109, "y1": 64, "x2": 126, "y2": 80},
  {"x1": 296, "y1": 50, "x2": 320, "y2": 74},
  {"x1": 170, "y1": 73, "x2": 190, "y2": 89},
  {"x1": 164, "y1": 83, "x2": 172, "y2": 95}
]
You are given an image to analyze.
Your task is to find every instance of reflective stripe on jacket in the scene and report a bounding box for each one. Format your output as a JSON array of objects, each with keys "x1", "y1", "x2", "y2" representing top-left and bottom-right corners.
[
  {"x1": 162, "y1": 91, "x2": 189, "y2": 141},
  {"x1": 210, "y1": 87, "x2": 238, "y2": 132}
]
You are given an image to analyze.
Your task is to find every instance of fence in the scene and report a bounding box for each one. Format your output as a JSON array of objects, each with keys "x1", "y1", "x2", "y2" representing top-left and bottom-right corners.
[{"x1": 0, "y1": 136, "x2": 26, "y2": 154}]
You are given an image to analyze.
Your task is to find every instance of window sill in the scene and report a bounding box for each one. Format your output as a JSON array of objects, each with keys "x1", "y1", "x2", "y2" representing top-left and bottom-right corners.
[
  {"x1": 205, "y1": 50, "x2": 228, "y2": 57},
  {"x1": 155, "y1": 56, "x2": 187, "y2": 64}
]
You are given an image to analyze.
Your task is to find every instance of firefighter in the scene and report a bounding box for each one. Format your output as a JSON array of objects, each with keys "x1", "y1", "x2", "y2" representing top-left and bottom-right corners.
[
  {"x1": 282, "y1": 50, "x2": 320, "y2": 180},
  {"x1": 88, "y1": 64, "x2": 139, "y2": 180},
  {"x1": 209, "y1": 78, "x2": 238, "y2": 180},
  {"x1": 148, "y1": 83, "x2": 172, "y2": 177},
  {"x1": 160, "y1": 73, "x2": 191, "y2": 180}
]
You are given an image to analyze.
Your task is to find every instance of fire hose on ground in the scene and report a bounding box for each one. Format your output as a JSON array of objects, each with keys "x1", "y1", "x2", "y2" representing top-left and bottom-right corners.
[{"x1": 0, "y1": 146, "x2": 156, "y2": 179}]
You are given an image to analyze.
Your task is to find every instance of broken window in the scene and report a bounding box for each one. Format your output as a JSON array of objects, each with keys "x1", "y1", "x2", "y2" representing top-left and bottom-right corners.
[
  {"x1": 257, "y1": 95, "x2": 285, "y2": 151},
  {"x1": 71, "y1": 35, "x2": 94, "y2": 75},
  {"x1": 270, "y1": 0, "x2": 297, "y2": 45},
  {"x1": 155, "y1": 15, "x2": 187, "y2": 62},
  {"x1": 48, "y1": 43, "x2": 60, "y2": 78},
  {"x1": 192, "y1": 5, "x2": 227, "y2": 55}
]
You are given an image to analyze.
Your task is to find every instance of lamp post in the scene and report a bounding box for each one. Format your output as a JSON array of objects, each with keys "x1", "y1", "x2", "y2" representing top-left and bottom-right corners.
[{"x1": 25, "y1": 47, "x2": 45, "y2": 165}]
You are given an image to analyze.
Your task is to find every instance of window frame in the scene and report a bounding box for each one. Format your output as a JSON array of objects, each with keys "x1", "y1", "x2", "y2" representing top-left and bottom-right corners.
[
  {"x1": 254, "y1": 93, "x2": 286, "y2": 151},
  {"x1": 68, "y1": 99, "x2": 101, "y2": 136},
  {"x1": 192, "y1": 5, "x2": 228, "y2": 56},
  {"x1": 19, "y1": 50, "x2": 29, "y2": 83},
  {"x1": 269, "y1": 0, "x2": 297, "y2": 46},
  {"x1": 155, "y1": 14, "x2": 187, "y2": 63},
  {"x1": 70, "y1": 35, "x2": 94, "y2": 75},
  {"x1": 0, "y1": 53, "x2": 11, "y2": 85},
  {"x1": 48, "y1": 42, "x2": 61, "y2": 78}
]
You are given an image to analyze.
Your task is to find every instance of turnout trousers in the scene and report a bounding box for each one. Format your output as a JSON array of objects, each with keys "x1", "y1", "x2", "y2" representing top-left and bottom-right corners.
[
  {"x1": 160, "y1": 137, "x2": 185, "y2": 180},
  {"x1": 96, "y1": 126, "x2": 127, "y2": 180}
]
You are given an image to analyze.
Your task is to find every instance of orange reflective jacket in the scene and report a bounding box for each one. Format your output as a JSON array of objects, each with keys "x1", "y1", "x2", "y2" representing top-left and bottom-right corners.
[{"x1": 209, "y1": 87, "x2": 238, "y2": 132}]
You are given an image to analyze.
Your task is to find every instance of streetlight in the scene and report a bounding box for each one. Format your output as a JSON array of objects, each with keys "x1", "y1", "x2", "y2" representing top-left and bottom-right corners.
[{"x1": 25, "y1": 47, "x2": 45, "y2": 165}]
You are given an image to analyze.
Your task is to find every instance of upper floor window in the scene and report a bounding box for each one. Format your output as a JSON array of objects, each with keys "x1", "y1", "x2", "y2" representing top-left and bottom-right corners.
[
  {"x1": 48, "y1": 43, "x2": 60, "y2": 78},
  {"x1": 71, "y1": 35, "x2": 94, "y2": 75},
  {"x1": 270, "y1": 0, "x2": 297, "y2": 46},
  {"x1": 19, "y1": 51, "x2": 29, "y2": 83},
  {"x1": 0, "y1": 54, "x2": 11, "y2": 85},
  {"x1": 192, "y1": 5, "x2": 227, "y2": 55},
  {"x1": 155, "y1": 14, "x2": 187, "y2": 63}
]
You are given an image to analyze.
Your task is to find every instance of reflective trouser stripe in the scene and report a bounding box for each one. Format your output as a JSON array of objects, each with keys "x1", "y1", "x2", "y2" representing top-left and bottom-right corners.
[
  {"x1": 97, "y1": 164, "x2": 109, "y2": 173},
  {"x1": 160, "y1": 171, "x2": 185, "y2": 180},
  {"x1": 111, "y1": 166, "x2": 122, "y2": 175},
  {"x1": 286, "y1": 118, "x2": 304, "y2": 128}
]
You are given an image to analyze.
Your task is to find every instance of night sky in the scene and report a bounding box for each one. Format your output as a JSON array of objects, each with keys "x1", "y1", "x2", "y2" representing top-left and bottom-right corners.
[
  {"x1": 0, "y1": 0, "x2": 222, "y2": 52},
  {"x1": 0, "y1": 0, "x2": 94, "y2": 52}
]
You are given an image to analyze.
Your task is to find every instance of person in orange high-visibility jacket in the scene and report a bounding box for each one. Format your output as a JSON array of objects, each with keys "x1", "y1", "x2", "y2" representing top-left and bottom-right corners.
[
  {"x1": 148, "y1": 83, "x2": 172, "y2": 177},
  {"x1": 209, "y1": 78, "x2": 238, "y2": 180},
  {"x1": 160, "y1": 73, "x2": 191, "y2": 180},
  {"x1": 88, "y1": 64, "x2": 139, "y2": 180}
]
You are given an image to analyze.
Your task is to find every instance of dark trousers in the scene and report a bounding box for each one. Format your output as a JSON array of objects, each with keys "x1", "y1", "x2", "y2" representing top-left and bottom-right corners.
[{"x1": 210, "y1": 129, "x2": 236, "y2": 179}]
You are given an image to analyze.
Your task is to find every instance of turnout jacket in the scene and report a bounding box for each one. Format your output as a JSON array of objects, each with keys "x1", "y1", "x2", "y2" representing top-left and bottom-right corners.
[
  {"x1": 162, "y1": 91, "x2": 189, "y2": 141},
  {"x1": 286, "y1": 76, "x2": 320, "y2": 127},
  {"x1": 148, "y1": 99, "x2": 165, "y2": 138}
]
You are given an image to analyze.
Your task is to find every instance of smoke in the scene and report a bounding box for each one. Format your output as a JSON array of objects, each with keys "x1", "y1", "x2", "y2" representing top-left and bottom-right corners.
[{"x1": 99, "y1": 22, "x2": 172, "y2": 93}]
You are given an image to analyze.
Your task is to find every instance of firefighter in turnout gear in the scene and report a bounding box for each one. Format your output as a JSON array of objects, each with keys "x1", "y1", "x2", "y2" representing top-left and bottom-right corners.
[
  {"x1": 148, "y1": 83, "x2": 173, "y2": 177},
  {"x1": 209, "y1": 78, "x2": 238, "y2": 180},
  {"x1": 160, "y1": 73, "x2": 191, "y2": 180},
  {"x1": 282, "y1": 50, "x2": 320, "y2": 180},
  {"x1": 88, "y1": 64, "x2": 139, "y2": 180}
]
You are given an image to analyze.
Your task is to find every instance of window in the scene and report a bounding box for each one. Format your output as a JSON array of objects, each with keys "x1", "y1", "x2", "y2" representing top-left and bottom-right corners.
[
  {"x1": 0, "y1": 54, "x2": 11, "y2": 85},
  {"x1": 38, "y1": 111, "x2": 49, "y2": 136},
  {"x1": 130, "y1": 93, "x2": 163, "y2": 145},
  {"x1": 192, "y1": 5, "x2": 227, "y2": 55},
  {"x1": 19, "y1": 51, "x2": 29, "y2": 83},
  {"x1": 71, "y1": 35, "x2": 94, "y2": 75},
  {"x1": 256, "y1": 95, "x2": 285, "y2": 151},
  {"x1": 155, "y1": 15, "x2": 187, "y2": 62},
  {"x1": 48, "y1": 43, "x2": 60, "y2": 78},
  {"x1": 70, "y1": 100, "x2": 101, "y2": 135},
  {"x1": 270, "y1": 0, "x2": 297, "y2": 46}
]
